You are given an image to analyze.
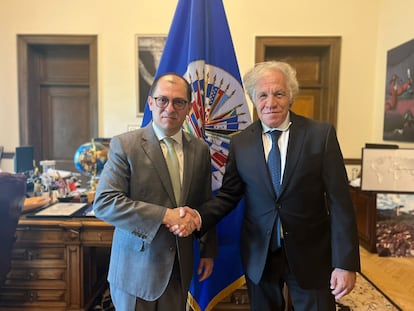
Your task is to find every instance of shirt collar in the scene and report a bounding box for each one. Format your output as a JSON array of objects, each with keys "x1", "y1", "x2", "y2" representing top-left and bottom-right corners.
[
  {"x1": 262, "y1": 111, "x2": 292, "y2": 133},
  {"x1": 151, "y1": 122, "x2": 183, "y2": 145}
]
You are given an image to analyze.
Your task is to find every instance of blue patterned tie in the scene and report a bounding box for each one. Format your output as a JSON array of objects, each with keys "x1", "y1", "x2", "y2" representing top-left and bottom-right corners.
[{"x1": 268, "y1": 130, "x2": 282, "y2": 251}]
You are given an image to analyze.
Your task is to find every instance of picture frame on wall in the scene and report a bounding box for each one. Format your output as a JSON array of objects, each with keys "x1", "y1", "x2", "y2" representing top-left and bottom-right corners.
[
  {"x1": 136, "y1": 35, "x2": 166, "y2": 115},
  {"x1": 383, "y1": 38, "x2": 414, "y2": 142},
  {"x1": 361, "y1": 147, "x2": 414, "y2": 192},
  {"x1": 376, "y1": 193, "x2": 414, "y2": 257}
]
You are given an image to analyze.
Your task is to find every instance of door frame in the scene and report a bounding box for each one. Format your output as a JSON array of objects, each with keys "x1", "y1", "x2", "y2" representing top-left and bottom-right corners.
[
  {"x1": 17, "y1": 35, "x2": 98, "y2": 146},
  {"x1": 255, "y1": 36, "x2": 341, "y2": 127}
]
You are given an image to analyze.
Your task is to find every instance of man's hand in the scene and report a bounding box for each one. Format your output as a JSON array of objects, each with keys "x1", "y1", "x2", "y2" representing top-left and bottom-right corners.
[
  {"x1": 179, "y1": 206, "x2": 201, "y2": 231},
  {"x1": 167, "y1": 206, "x2": 201, "y2": 236},
  {"x1": 163, "y1": 207, "x2": 200, "y2": 237},
  {"x1": 197, "y1": 258, "x2": 214, "y2": 281},
  {"x1": 330, "y1": 268, "x2": 357, "y2": 300}
]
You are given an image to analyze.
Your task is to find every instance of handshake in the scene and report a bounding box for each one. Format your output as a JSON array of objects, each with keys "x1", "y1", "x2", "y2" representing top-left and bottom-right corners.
[{"x1": 163, "y1": 206, "x2": 201, "y2": 237}]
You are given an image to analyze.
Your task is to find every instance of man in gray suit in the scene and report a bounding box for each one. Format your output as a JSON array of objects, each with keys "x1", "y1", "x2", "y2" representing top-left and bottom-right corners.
[
  {"x1": 173, "y1": 61, "x2": 360, "y2": 311},
  {"x1": 93, "y1": 73, "x2": 217, "y2": 311}
]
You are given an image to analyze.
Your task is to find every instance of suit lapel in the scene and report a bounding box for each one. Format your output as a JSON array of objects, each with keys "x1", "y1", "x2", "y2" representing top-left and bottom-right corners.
[
  {"x1": 281, "y1": 113, "x2": 307, "y2": 194},
  {"x1": 249, "y1": 121, "x2": 276, "y2": 199},
  {"x1": 141, "y1": 125, "x2": 176, "y2": 206}
]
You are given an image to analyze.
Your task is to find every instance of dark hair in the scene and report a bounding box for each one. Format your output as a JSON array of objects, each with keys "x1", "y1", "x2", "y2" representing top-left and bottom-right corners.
[{"x1": 149, "y1": 72, "x2": 192, "y2": 102}]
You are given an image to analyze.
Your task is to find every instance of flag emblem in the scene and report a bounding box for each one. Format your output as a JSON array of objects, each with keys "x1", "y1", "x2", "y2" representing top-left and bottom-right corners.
[
  {"x1": 141, "y1": 1, "x2": 251, "y2": 310},
  {"x1": 183, "y1": 61, "x2": 250, "y2": 190}
]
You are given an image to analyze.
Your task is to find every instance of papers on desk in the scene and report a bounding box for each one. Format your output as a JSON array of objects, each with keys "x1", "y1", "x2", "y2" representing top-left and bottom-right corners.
[
  {"x1": 44, "y1": 169, "x2": 73, "y2": 179},
  {"x1": 80, "y1": 204, "x2": 95, "y2": 217},
  {"x1": 31, "y1": 202, "x2": 87, "y2": 217}
]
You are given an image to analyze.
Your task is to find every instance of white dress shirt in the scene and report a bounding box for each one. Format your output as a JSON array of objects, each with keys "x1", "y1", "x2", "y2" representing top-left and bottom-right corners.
[{"x1": 261, "y1": 113, "x2": 291, "y2": 184}]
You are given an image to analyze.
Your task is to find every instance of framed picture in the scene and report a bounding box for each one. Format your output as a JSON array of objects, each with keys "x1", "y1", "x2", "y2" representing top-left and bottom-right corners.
[
  {"x1": 30, "y1": 202, "x2": 88, "y2": 217},
  {"x1": 361, "y1": 147, "x2": 414, "y2": 192},
  {"x1": 376, "y1": 193, "x2": 414, "y2": 257},
  {"x1": 136, "y1": 35, "x2": 166, "y2": 114},
  {"x1": 383, "y1": 38, "x2": 414, "y2": 142}
]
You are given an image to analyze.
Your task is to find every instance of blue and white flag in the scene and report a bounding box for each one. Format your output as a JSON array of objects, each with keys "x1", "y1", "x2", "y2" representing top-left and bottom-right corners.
[{"x1": 141, "y1": 0, "x2": 251, "y2": 310}]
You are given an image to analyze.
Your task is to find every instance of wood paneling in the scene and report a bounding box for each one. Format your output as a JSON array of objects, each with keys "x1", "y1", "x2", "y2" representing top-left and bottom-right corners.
[{"x1": 349, "y1": 187, "x2": 377, "y2": 252}]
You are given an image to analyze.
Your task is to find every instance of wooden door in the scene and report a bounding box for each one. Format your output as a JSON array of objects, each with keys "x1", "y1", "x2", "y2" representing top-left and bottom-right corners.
[
  {"x1": 17, "y1": 35, "x2": 98, "y2": 173},
  {"x1": 255, "y1": 36, "x2": 341, "y2": 126},
  {"x1": 40, "y1": 86, "x2": 91, "y2": 168}
]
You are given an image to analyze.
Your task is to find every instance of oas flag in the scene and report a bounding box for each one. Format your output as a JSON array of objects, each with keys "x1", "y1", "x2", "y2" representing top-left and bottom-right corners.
[{"x1": 141, "y1": 0, "x2": 251, "y2": 310}]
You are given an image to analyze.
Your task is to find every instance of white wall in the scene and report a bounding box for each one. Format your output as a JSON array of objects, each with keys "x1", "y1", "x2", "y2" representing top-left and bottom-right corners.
[{"x1": 1, "y1": 0, "x2": 414, "y2": 172}]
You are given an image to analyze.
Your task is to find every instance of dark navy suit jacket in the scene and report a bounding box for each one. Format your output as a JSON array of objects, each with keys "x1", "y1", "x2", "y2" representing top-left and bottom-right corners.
[{"x1": 198, "y1": 112, "x2": 360, "y2": 289}]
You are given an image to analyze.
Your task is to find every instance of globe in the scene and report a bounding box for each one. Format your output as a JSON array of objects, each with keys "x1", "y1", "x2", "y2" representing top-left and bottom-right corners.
[{"x1": 74, "y1": 141, "x2": 108, "y2": 177}]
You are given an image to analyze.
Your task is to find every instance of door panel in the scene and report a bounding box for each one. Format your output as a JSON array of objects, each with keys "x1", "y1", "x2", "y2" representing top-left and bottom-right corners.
[
  {"x1": 17, "y1": 35, "x2": 98, "y2": 174},
  {"x1": 291, "y1": 94, "x2": 315, "y2": 119},
  {"x1": 39, "y1": 45, "x2": 90, "y2": 84},
  {"x1": 41, "y1": 87, "x2": 90, "y2": 172}
]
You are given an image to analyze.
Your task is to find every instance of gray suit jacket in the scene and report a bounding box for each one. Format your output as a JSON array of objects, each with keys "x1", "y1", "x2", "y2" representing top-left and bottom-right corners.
[{"x1": 93, "y1": 124, "x2": 217, "y2": 301}]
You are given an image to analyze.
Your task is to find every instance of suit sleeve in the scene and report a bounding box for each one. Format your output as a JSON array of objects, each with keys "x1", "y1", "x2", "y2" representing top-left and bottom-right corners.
[
  {"x1": 323, "y1": 126, "x2": 360, "y2": 272},
  {"x1": 197, "y1": 142, "x2": 218, "y2": 258},
  {"x1": 197, "y1": 140, "x2": 245, "y2": 235},
  {"x1": 93, "y1": 135, "x2": 166, "y2": 244}
]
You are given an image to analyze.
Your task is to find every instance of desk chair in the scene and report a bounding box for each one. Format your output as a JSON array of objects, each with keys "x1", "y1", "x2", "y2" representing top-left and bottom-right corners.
[{"x1": 0, "y1": 172, "x2": 26, "y2": 287}]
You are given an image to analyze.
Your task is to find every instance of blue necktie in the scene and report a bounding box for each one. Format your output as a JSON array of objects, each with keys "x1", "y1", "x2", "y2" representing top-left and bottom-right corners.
[{"x1": 268, "y1": 130, "x2": 282, "y2": 251}]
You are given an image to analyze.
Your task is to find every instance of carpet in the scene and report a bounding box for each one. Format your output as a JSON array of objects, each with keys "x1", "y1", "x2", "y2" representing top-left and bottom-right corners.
[
  {"x1": 89, "y1": 273, "x2": 401, "y2": 311},
  {"x1": 336, "y1": 273, "x2": 401, "y2": 311}
]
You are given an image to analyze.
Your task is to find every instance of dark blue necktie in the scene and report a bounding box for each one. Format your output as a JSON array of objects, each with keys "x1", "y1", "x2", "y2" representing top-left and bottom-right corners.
[
  {"x1": 268, "y1": 130, "x2": 282, "y2": 251},
  {"x1": 268, "y1": 130, "x2": 282, "y2": 195}
]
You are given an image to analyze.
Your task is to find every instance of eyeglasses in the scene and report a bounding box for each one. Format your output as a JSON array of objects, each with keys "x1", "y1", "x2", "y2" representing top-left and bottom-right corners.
[{"x1": 152, "y1": 96, "x2": 189, "y2": 110}]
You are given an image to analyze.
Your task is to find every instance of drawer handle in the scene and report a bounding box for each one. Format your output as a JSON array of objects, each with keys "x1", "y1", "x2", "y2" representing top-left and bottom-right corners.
[
  {"x1": 27, "y1": 291, "x2": 38, "y2": 302},
  {"x1": 26, "y1": 271, "x2": 36, "y2": 280},
  {"x1": 25, "y1": 250, "x2": 34, "y2": 260}
]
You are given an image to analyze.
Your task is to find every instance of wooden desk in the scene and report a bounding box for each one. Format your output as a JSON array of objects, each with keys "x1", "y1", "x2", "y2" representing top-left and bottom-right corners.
[
  {"x1": 0, "y1": 216, "x2": 113, "y2": 311},
  {"x1": 348, "y1": 186, "x2": 377, "y2": 253}
]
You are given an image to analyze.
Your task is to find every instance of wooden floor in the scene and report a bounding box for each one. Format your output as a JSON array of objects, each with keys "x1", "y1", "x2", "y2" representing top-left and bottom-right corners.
[{"x1": 360, "y1": 246, "x2": 414, "y2": 310}]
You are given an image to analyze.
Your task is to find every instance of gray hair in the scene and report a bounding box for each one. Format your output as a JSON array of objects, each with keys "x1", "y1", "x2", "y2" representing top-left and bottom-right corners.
[{"x1": 243, "y1": 61, "x2": 299, "y2": 104}]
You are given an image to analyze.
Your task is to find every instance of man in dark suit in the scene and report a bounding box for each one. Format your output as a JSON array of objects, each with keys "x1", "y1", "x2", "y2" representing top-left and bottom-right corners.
[
  {"x1": 93, "y1": 73, "x2": 217, "y2": 311},
  {"x1": 173, "y1": 61, "x2": 360, "y2": 311}
]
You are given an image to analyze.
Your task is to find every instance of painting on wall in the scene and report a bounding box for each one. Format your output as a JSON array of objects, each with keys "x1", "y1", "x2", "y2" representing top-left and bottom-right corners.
[
  {"x1": 137, "y1": 35, "x2": 166, "y2": 115},
  {"x1": 383, "y1": 38, "x2": 414, "y2": 142},
  {"x1": 376, "y1": 193, "x2": 414, "y2": 257}
]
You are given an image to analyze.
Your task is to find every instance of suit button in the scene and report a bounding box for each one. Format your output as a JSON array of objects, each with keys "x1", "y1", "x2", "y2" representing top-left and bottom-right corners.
[{"x1": 169, "y1": 247, "x2": 174, "y2": 251}]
